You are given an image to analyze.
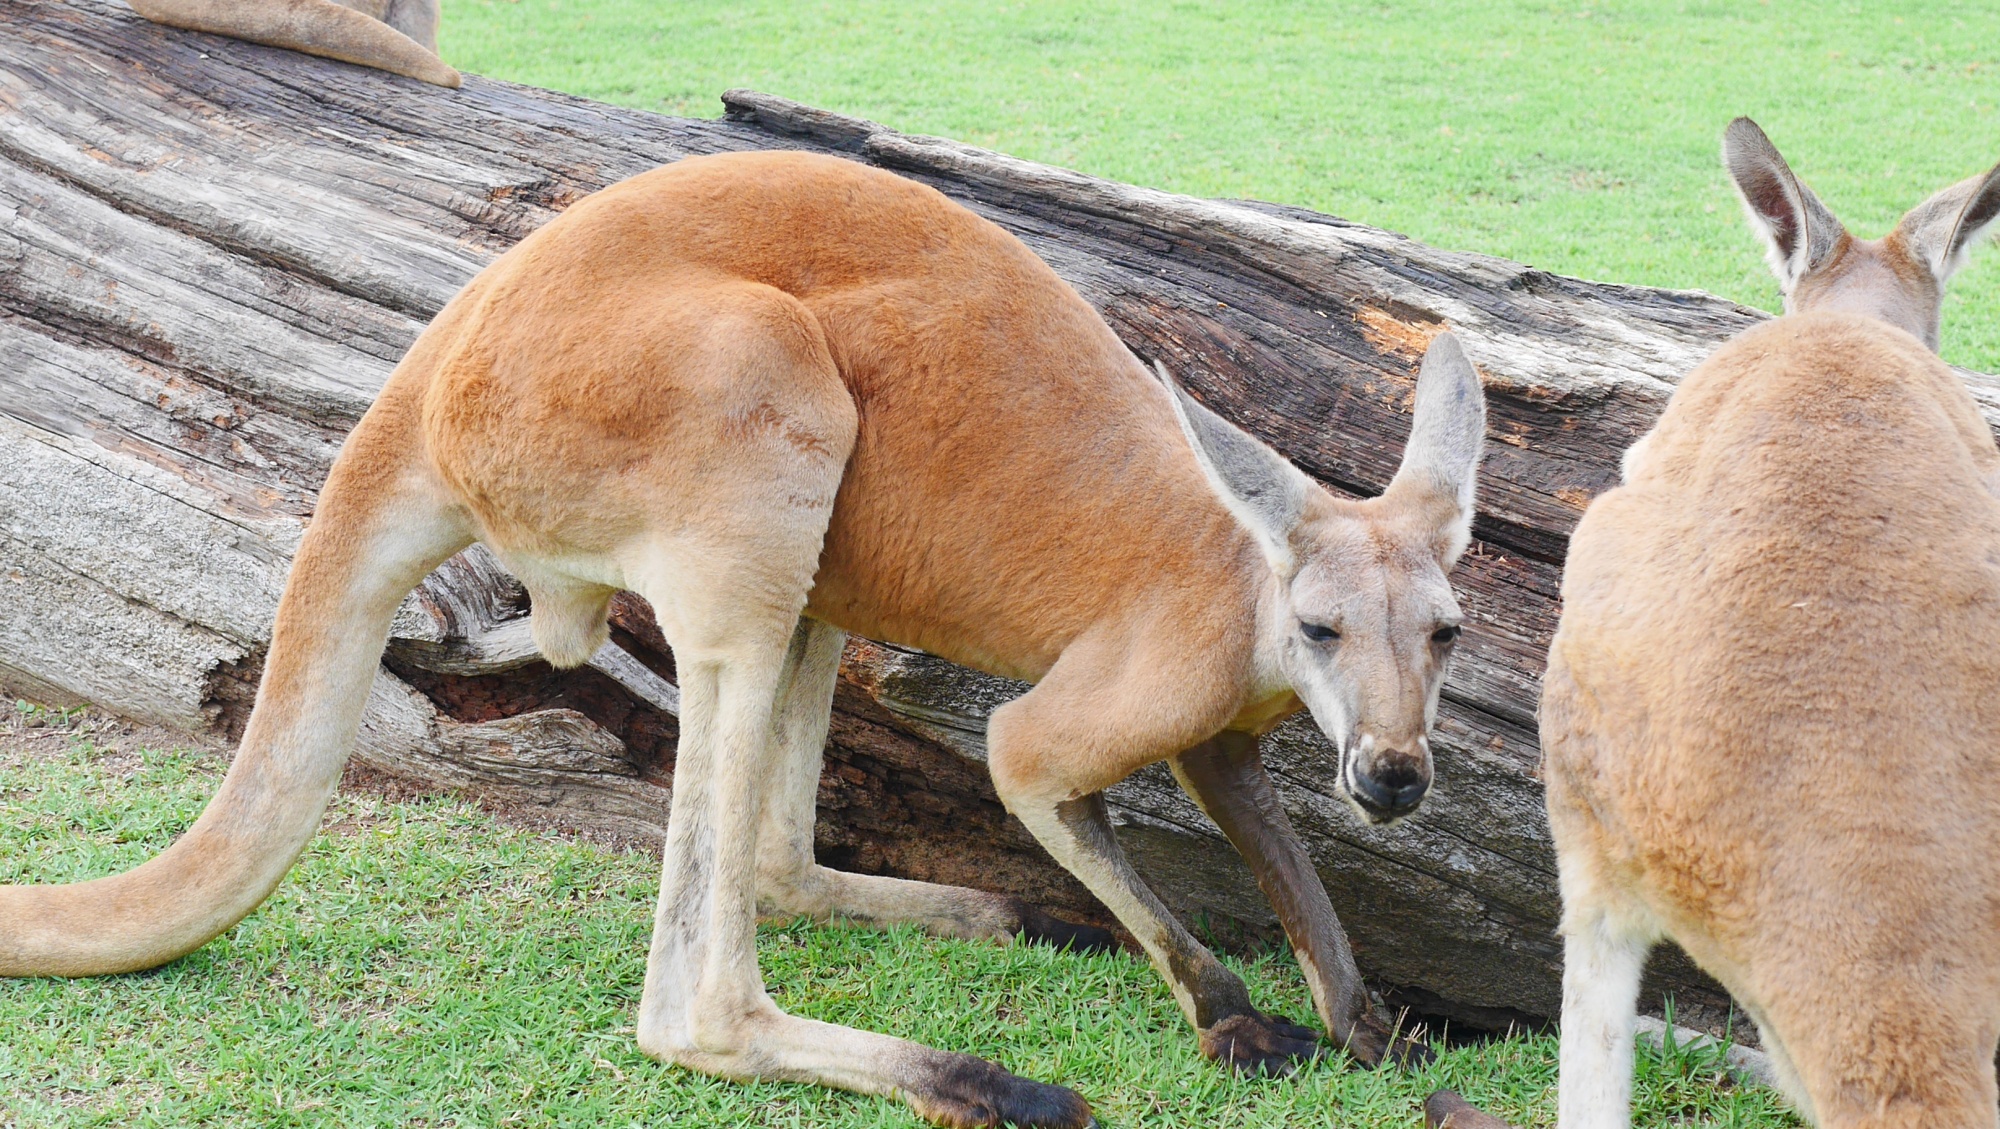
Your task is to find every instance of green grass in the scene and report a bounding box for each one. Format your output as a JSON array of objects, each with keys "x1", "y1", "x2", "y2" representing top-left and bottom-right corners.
[
  {"x1": 0, "y1": 713, "x2": 1799, "y2": 1127},
  {"x1": 438, "y1": 0, "x2": 2000, "y2": 373}
]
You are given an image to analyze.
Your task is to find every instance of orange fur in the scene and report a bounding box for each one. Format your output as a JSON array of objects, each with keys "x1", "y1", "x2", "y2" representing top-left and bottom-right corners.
[
  {"x1": 1545, "y1": 120, "x2": 2000, "y2": 1129},
  {"x1": 424, "y1": 154, "x2": 1250, "y2": 692}
]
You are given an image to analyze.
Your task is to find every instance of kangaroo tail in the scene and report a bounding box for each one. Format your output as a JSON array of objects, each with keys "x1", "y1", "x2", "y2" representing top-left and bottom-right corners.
[
  {"x1": 0, "y1": 386, "x2": 470, "y2": 976},
  {"x1": 128, "y1": 0, "x2": 463, "y2": 88}
]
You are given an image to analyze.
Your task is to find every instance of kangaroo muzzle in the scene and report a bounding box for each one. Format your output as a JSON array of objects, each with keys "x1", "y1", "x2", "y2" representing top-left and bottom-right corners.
[{"x1": 1344, "y1": 735, "x2": 1433, "y2": 823}]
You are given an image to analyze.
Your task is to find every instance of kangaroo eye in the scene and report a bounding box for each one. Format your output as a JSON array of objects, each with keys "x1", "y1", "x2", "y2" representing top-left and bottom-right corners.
[
  {"x1": 1431, "y1": 624, "x2": 1463, "y2": 645},
  {"x1": 1300, "y1": 621, "x2": 1340, "y2": 643}
]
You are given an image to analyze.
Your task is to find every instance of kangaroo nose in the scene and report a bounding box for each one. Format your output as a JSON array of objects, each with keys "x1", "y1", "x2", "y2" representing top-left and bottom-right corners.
[{"x1": 1351, "y1": 761, "x2": 1429, "y2": 818}]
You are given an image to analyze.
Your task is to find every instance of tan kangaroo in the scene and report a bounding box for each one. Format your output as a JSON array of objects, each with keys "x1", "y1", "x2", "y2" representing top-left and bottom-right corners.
[
  {"x1": 127, "y1": 0, "x2": 460, "y2": 87},
  {"x1": 1543, "y1": 118, "x2": 2000, "y2": 1129},
  {"x1": 0, "y1": 150, "x2": 1485, "y2": 1127}
]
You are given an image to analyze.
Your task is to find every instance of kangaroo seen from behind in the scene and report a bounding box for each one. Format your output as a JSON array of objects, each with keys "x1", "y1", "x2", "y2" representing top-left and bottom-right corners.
[
  {"x1": 0, "y1": 151, "x2": 1486, "y2": 1127},
  {"x1": 1544, "y1": 118, "x2": 2000, "y2": 1129}
]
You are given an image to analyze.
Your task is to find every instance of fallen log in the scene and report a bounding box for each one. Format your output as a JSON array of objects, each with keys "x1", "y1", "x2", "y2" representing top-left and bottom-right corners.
[{"x1": 6, "y1": 0, "x2": 1998, "y2": 1037}]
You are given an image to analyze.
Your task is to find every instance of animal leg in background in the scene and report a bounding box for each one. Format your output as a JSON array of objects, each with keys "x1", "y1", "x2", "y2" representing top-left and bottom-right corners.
[
  {"x1": 128, "y1": 0, "x2": 461, "y2": 86},
  {"x1": 749, "y1": 618, "x2": 1115, "y2": 951}
]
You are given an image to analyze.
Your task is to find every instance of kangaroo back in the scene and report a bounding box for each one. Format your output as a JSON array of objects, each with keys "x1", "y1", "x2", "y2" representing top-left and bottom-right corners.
[
  {"x1": 1559, "y1": 314, "x2": 2000, "y2": 816},
  {"x1": 1544, "y1": 120, "x2": 2000, "y2": 1129},
  {"x1": 417, "y1": 151, "x2": 1252, "y2": 682}
]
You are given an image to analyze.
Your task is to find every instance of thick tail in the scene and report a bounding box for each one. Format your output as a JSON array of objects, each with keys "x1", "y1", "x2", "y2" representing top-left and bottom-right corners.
[
  {"x1": 128, "y1": 0, "x2": 463, "y2": 88},
  {"x1": 0, "y1": 389, "x2": 470, "y2": 976}
]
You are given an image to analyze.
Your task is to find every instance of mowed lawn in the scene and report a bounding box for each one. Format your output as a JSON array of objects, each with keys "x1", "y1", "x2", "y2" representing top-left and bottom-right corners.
[
  {"x1": 440, "y1": 0, "x2": 2000, "y2": 372},
  {"x1": 9, "y1": 4, "x2": 1994, "y2": 1127},
  {"x1": 0, "y1": 713, "x2": 1793, "y2": 1128}
]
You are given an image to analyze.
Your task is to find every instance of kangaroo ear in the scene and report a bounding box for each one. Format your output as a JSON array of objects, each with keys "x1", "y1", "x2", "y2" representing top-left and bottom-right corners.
[
  {"x1": 1723, "y1": 117, "x2": 1846, "y2": 294},
  {"x1": 1894, "y1": 162, "x2": 2000, "y2": 285},
  {"x1": 1156, "y1": 361, "x2": 1314, "y2": 576},
  {"x1": 1385, "y1": 332, "x2": 1485, "y2": 568}
]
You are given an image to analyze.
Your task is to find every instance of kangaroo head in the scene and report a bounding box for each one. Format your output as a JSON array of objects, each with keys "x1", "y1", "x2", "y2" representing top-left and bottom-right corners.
[
  {"x1": 1724, "y1": 116, "x2": 2000, "y2": 351},
  {"x1": 1159, "y1": 332, "x2": 1485, "y2": 825}
]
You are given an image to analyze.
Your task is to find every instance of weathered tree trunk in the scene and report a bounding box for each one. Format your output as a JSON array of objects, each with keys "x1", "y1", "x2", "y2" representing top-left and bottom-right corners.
[{"x1": 6, "y1": 0, "x2": 1997, "y2": 1036}]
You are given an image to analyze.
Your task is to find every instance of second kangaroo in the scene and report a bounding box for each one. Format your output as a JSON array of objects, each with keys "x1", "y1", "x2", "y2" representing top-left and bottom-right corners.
[{"x1": 1545, "y1": 119, "x2": 2000, "y2": 1129}]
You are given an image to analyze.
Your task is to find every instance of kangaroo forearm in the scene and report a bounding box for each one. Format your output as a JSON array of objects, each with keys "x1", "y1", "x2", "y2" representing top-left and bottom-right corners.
[{"x1": 1170, "y1": 734, "x2": 1368, "y2": 1028}]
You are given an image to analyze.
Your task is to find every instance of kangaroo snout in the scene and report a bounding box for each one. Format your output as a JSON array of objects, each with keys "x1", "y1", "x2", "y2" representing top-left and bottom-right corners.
[{"x1": 1345, "y1": 737, "x2": 1433, "y2": 823}]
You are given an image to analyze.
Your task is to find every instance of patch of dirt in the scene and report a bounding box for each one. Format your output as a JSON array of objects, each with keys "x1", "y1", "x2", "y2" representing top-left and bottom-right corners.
[{"x1": 0, "y1": 706, "x2": 226, "y2": 774}]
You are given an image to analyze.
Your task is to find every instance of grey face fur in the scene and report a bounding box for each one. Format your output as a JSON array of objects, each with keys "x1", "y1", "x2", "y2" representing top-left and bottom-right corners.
[
  {"x1": 1725, "y1": 116, "x2": 2000, "y2": 351},
  {"x1": 1158, "y1": 332, "x2": 1486, "y2": 824}
]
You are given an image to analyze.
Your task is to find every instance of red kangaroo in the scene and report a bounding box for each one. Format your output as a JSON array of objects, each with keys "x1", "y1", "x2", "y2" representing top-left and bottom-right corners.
[{"x1": 1, "y1": 151, "x2": 1488, "y2": 1126}]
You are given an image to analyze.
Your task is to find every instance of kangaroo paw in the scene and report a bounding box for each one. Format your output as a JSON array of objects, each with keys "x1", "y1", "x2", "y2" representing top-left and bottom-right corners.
[
  {"x1": 1008, "y1": 899, "x2": 1121, "y2": 955},
  {"x1": 1200, "y1": 1010, "x2": 1327, "y2": 1077},
  {"x1": 1340, "y1": 1009, "x2": 1435, "y2": 1069},
  {"x1": 903, "y1": 1052, "x2": 1094, "y2": 1129}
]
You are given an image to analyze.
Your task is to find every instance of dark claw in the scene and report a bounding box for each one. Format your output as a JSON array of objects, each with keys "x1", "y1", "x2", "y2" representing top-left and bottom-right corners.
[
  {"x1": 905, "y1": 1051, "x2": 1093, "y2": 1128},
  {"x1": 1340, "y1": 1010, "x2": 1435, "y2": 1069},
  {"x1": 1199, "y1": 1011, "x2": 1328, "y2": 1077},
  {"x1": 1424, "y1": 1089, "x2": 1517, "y2": 1129},
  {"x1": 1265, "y1": 1014, "x2": 1322, "y2": 1043},
  {"x1": 1391, "y1": 1033, "x2": 1437, "y2": 1068},
  {"x1": 1009, "y1": 899, "x2": 1122, "y2": 955}
]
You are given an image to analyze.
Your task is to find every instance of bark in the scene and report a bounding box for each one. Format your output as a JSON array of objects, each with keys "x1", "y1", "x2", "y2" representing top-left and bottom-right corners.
[{"x1": 6, "y1": 0, "x2": 1997, "y2": 1034}]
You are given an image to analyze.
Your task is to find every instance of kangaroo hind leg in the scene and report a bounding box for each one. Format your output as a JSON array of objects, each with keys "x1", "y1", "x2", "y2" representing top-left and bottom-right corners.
[
  {"x1": 629, "y1": 299, "x2": 1088, "y2": 1128},
  {"x1": 126, "y1": 0, "x2": 461, "y2": 86},
  {"x1": 1749, "y1": 962, "x2": 1999, "y2": 1129},
  {"x1": 634, "y1": 595, "x2": 1090, "y2": 1127},
  {"x1": 1555, "y1": 887, "x2": 1654, "y2": 1129}
]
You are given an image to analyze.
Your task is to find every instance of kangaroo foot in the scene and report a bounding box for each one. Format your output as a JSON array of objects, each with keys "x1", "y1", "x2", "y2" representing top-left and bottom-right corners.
[
  {"x1": 903, "y1": 1052, "x2": 1095, "y2": 1128},
  {"x1": 1008, "y1": 899, "x2": 1121, "y2": 955},
  {"x1": 1341, "y1": 1009, "x2": 1435, "y2": 1069},
  {"x1": 1200, "y1": 1010, "x2": 1327, "y2": 1077}
]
